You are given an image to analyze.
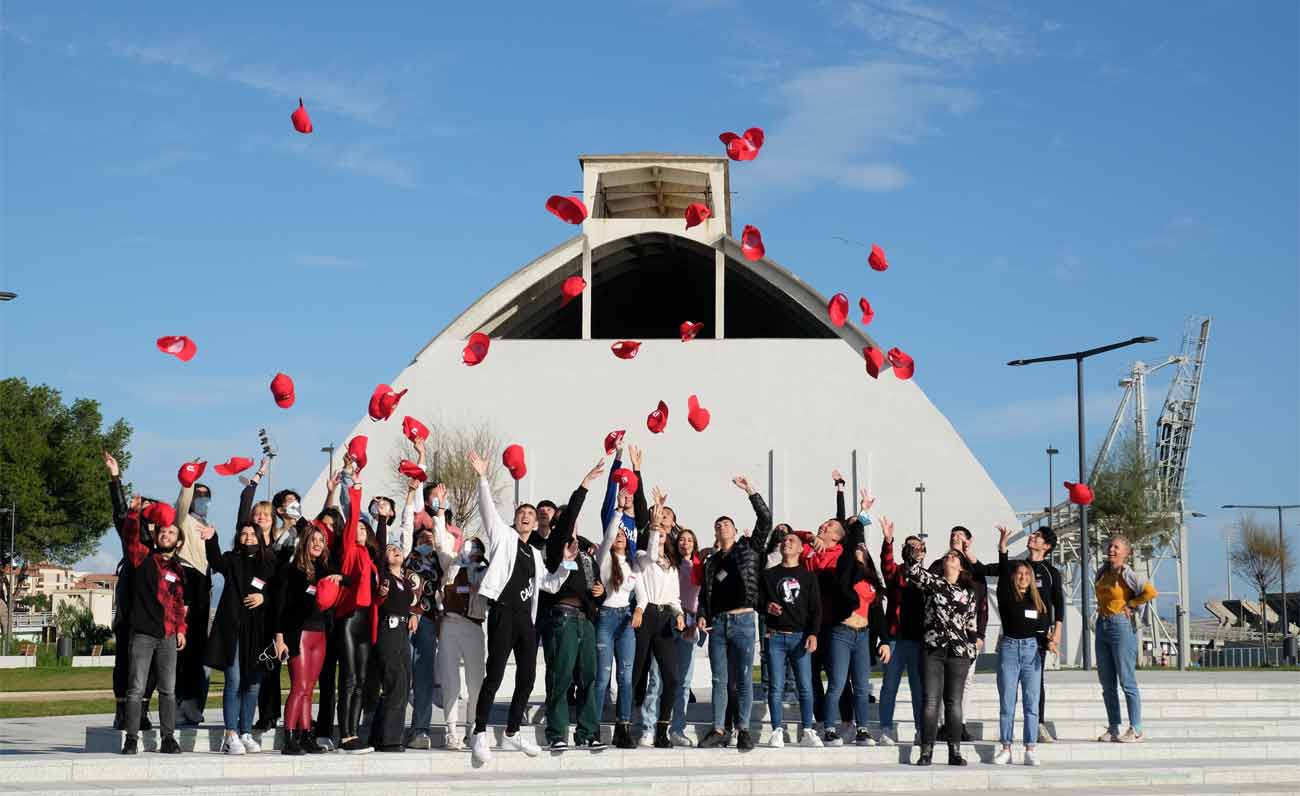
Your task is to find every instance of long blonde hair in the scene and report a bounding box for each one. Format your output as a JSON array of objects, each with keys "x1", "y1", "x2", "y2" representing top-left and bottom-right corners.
[{"x1": 1011, "y1": 560, "x2": 1046, "y2": 614}]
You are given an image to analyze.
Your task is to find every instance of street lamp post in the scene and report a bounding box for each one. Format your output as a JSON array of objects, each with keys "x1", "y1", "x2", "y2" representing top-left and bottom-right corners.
[
  {"x1": 0, "y1": 506, "x2": 13, "y2": 656},
  {"x1": 1221, "y1": 504, "x2": 1299, "y2": 665},
  {"x1": 321, "y1": 446, "x2": 336, "y2": 481},
  {"x1": 915, "y1": 483, "x2": 927, "y2": 539},
  {"x1": 1046, "y1": 446, "x2": 1059, "y2": 531},
  {"x1": 1009, "y1": 335, "x2": 1158, "y2": 670},
  {"x1": 0, "y1": 292, "x2": 17, "y2": 302}
]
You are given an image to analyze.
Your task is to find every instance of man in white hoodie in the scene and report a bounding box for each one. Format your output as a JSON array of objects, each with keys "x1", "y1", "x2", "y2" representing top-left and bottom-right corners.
[{"x1": 467, "y1": 451, "x2": 547, "y2": 764}]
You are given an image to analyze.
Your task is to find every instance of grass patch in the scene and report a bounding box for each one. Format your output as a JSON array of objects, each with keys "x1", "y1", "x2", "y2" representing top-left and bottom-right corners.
[{"x1": 0, "y1": 667, "x2": 294, "y2": 693}]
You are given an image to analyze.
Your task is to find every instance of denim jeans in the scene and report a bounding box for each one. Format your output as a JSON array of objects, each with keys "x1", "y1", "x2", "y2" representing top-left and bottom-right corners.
[
  {"x1": 996, "y1": 636, "x2": 1041, "y2": 745},
  {"x1": 877, "y1": 638, "x2": 924, "y2": 732},
  {"x1": 707, "y1": 612, "x2": 756, "y2": 731},
  {"x1": 410, "y1": 614, "x2": 438, "y2": 733},
  {"x1": 670, "y1": 633, "x2": 697, "y2": 735},
  {"x1": 125, "y1": 632, "x2": 177, "y2": 738},
  {"x1": 766, "y1": 631, "x2": 814, "y2": 730},
  {"x1": 222, "y1": 639, "x2": 264, "y2": 734},
  {"x1": 636, "y1": 660, "x2": 660, "y2": 736},
  {"x1": 1096, "y1": 614, "x2": 1142, "y2": 732},
  {"x1": 824, "y1": 624, "x2": 873, "y2": 728},
  {"x1": 595, "y1": 606, "x2": 636, "y2": 723}
]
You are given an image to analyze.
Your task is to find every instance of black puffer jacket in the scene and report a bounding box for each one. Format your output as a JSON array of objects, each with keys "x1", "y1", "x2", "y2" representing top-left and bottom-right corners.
[{"x1": 699, "y1": 492, "x2": 772, "y2": 618}]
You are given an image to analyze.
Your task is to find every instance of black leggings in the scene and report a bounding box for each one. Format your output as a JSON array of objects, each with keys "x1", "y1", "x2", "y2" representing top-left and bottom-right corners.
[
  {"x1": 474, "y1": 606, "x2": 537, "y2": 735},
  {"x1": 367, "y1": 621, "x2": 411, "y2": 750},
  {"x1": 335, "y1": 610, "x2": 372, "y2": 738},
  {"x1": 314, "y1": 632, "x2": 338, "y2": 738},
  {"x1": 921, "y1": 647, "x2": 971, "y2": 747},
  {"x1": 632, "y1": 605, "x2": 682, "y2": 723}
]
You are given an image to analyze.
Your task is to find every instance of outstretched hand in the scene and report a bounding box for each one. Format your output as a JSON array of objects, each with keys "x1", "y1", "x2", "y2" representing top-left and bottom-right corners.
[
  {"x1": 431, "y1": 482, "x2": 448, "y2": 505},
  {"x1": 881, "y1": 516, "x2": 895, "y2": 545},
  {"x1": 831, "y1": 468, "x2": 843, "y2": 485},
  {"x1": 732, "y1": 475, "x2": 754, "y2": 495},
  {"x1": 581, "y1": 458, "x2": 607, "y2": 488},
  {"x1": 103, "y1": 451, "x2": 120, "y2": 478},
  {"x1": 860, "y1": 488, "x2": 875, "y2": 513},
  {"x1": 468, "y1": 451, "x2": 488, "y2": 477},
  {"x1": 199, "y1": 524, "x2": 216, "y2": 541},
  {"x1": 628, "y1": 444, "x2": 643, "y2": 471},
  {"x1": 996, "y1": 524, "x2": 1012, "y2": 552}
]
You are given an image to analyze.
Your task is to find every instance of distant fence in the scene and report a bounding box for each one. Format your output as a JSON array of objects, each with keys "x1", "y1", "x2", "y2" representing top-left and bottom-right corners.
[{"x1": 1196, "y1": 646, "x2": 1283, "y2": 668}]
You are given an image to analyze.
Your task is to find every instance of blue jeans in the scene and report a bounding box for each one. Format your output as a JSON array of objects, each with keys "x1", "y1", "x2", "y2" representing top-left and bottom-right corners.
[
  {"x1": 824, "y1": 625, "x2": 872, "y2": 728},
  {"x1": 707, "y1": 612, "x2": 756, "y2": 731},
  {"x1": 878, "y1": 638, "x2": 924, "y2": 732},
  {"x1": 410, "y1": 614, "x2": 438, "y2": 733},
  {"x1": 636, "y1": 660, "x2": 660, "y2": 736},
  {"x1": 766, "y1": 631, "x2": 813, "y2": 730},
  {"x1": 595, "y1": 606, "x2": 636, "y2": 723},
  {"x1": 222, "y1": 640, "x2": 262, "y2": 734},
  {"x1": 670, "y1": 633, "x2": 698, "y2": 735},
  {"x1": 1096, "y1": 614, "x2": 1142, "y2": 732},
  {"x1": 997, "y1": 636, "x2": 1042, "y2": 745}
]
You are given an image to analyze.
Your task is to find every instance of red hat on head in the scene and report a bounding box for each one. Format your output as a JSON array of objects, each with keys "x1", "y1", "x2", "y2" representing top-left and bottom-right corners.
[
  {"x1": 502, "y1": 444, "x2": 527, "y2": 480},
  {"x1": 887, "y1": 347, "x2": 915, "y2": 380},
  {"x1": 561, "y1": 275, "x2": 586, "y2": 306},
  {"x1": 402, "y1": 416, "x2": 430, "y2": 445},
  {"x1": 868, "y1": 243, "x2": 888, "y2": 272},
  {"x1": 291, "y1": 98, "x2": 313, "y2": 134},
  {"x1": 684, "y1": 203, "x2": 712, "y2": 229},
  {"x1": 687, "y1": 394, "x2": 711, "y2": 432},
  {"x1": 156, "y1": 336, "x2": 197, "y2": 362},
  {"x1": 646, "y1": 400, "x2": 669, "y2": 434},
  {"x1": 1065, "y1": 481, "x2": 1094, "y2": 506},
  {"x1": 270, "y1": 372, "x2": 295, "y2": 408},
  {"x1": 368, "y1": 384, "x2": 408, "y2": 422},
  {"x1": 719, "y1": 127, "x2": 764, "y2": 161},
  {"x1": 679, "y1": 321, "x2": 704, "y2": 342},
  {"x1": 740, "y1": 225, "x2": 765, "y2": 261},
  {"x1": 143, "y1": 502, "x2": 176, "y2": 528},
  {"x1": 611, "y1": 340, "x2": 641, "y2": 360},
  {"x1": 463, "y1": 332, "x2": 491, "y2": 366},
  {"x1": 398, "y1": 459, "x2": 428, "y2": 482},
  {"x1": 603, "y1": 429, "x2": 626, "y2": 455},
  {"x1": 177, "y1": 461, "x2": 207, "y2": 488},
  {"x1": 828, "y1": 293, "x2": 849, "y2": 328},
  {"x1": 545, "y1": 195, "x2": 588, "y2": 224},
  {"x1": 611, "y1": 467, "x2": 639, "y2": 497},
  {"x1": 346, "y1": 435, "x2": 369, "y2": 473},
  {"x1": 859, "y1": 298, "x2": 875, "y2": 325},
  {"x1": 863, "y1": 346, "x2": 885, "y2": 379},
  {"x1": 214, "y1": 457, "x2": 254, "y2": 476},
  {"x1": 314, "y1": 577, "x2": 341, "y2": 611}
]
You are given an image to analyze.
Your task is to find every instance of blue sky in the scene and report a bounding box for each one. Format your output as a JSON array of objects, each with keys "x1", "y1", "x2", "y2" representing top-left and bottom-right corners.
[{"x1": 2, "y1": 2, "x2": 1296, "y2": 618}]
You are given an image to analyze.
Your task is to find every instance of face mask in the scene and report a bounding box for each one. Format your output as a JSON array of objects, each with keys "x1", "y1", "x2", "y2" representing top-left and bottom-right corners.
[
  {"x1": 414, "y1": 543, "x2": 433, "y2": 556},
  {"x1": 284, "y1": 502, "x2": 302, "y2": 520},
  {"x1": 191, "y1": 495, "x2": 211, "y2": 520},
  {"x1": 368, "y1": 501, "x2": 380, "y2": 517}
]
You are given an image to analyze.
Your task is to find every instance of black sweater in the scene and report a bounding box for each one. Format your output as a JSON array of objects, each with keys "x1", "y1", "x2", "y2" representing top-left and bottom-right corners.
[
  {"x1": 995, "y1": 551, "x2": 1054, "y2": 640},
  {"x1": 700, "y1": 493, "x2": 773, "y2": 618},
  {"x1": 271, "y1": 559, "x2": 334, "y2": 657},
  {"x1": 761, "y1": 565, "x2": 822, "y2": 634}
]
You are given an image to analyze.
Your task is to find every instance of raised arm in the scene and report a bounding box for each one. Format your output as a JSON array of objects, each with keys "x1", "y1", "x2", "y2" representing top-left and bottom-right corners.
[
  {"x1": 832, "y1": 469, "x2": 846, "y2": 522},
  {"x1": 469, "y1": 452, "x2": 510, "y2": 545},
  {"x1": 600, "y1": 446, "x2": 624, "y2": 531},
  {"x1": 202, "y1": 527, "x2": 228, "y2": 575},
  {"x1": 879, "y1": 517, "x2": 898, "y2": 581},
  {"x1": 119, "y1": 507, "x2": 149, "y2": 568},
  {"x1": 629, "y1": 445, "x2": 649, "y2": 530},
  {"x1": 732, "y1": 476, "x2": 772, "y2": 553},
  {"x1": 104, "y1": 452, "x2": 128, "y2": 532},
  {"x1": 595, "y1": 505, "x2": 623, "y2": 570}
]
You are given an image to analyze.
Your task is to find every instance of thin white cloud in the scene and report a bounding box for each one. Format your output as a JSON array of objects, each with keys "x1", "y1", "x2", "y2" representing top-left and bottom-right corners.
[
  {"x1": 269, "y1": 136, "x2": 419, "y2": 189},
  {"x1": 958, "y1": 389, "x2": 1116, "y2": 441},
  {"x1": 832, "y1": 0, "x2": 1034, "y2": 65}
]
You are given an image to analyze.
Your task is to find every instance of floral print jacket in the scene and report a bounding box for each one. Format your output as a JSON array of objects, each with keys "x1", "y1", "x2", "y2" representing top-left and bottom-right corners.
[{"x1": 906, "y1": 560, "x2": 979, "y2": 658}]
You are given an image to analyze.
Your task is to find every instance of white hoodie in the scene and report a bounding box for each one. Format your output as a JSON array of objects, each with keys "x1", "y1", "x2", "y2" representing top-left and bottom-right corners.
[{"x1": 473, "y1": 477, "x2": 545, "y2": 622}]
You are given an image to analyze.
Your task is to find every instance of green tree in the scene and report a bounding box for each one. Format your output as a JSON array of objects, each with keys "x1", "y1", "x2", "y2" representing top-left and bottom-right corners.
[
  {"x1": 1229, "y1": 513, "x2": 1295, "y2": 653},
  {"x1": 53, "y1": 600, "x2": 112, "y2": 654},
  {"x1": 0, "y1": 378, "x2": 132, "y2": 565},
  {"x1": 1089, "y1": 432, "x2": 1176, "y2": 550}
]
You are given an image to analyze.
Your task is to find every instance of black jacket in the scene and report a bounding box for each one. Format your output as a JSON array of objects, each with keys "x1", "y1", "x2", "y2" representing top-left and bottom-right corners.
[
  {"x1": 203, "y1": 535, "x2": 275, "y2": 674},
  {"x1": 699, "y1": 493, "x2": 773, "y2": 618}
]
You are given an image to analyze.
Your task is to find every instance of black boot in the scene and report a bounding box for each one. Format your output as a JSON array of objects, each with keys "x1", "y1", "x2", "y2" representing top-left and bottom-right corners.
[
  {"x1": 947, "y1": 743, "x2": 967, "y2": 766},
  {"x1": 916, "y1": 743, "x2": 933, "y2": 766},
  {"x1": 113, "y1": 702, "x2": 126, "y2": 730},
  {"x1": 299, "y1": 731, "x2": 326, "y2": 754},
  {"x1": 281, "y1": 731, "x2": 304, "y2": 756},
  {"x1": 653, "y1": 722, "x2": 672, "y2": 749},
  {"x1": 613, "y1": 722, "x2": 635, "y2": 749}
]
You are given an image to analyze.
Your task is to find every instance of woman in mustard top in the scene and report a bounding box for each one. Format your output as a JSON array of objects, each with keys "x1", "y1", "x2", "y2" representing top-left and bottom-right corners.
[{"x1": 1093, "y1": 535, "x2": 1157, "y2": 743}]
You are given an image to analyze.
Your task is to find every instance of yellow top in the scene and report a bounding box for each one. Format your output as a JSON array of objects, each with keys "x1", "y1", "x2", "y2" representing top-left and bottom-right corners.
[{"x1": 1094, "y1": 566, "x2": 1157, "y2": 618}]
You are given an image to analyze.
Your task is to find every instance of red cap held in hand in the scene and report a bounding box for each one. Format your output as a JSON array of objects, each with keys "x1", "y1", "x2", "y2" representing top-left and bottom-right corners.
[
  {"x1": 611, "y1": 340, "x2": 641, "y2": 360},
  {"x1": 502, "y1": 444, "x2": 527, "y2": 480},
  {"x1": 679, "y1": 321, "x2": 704, "y2": 342},
  {"x1": 346, "y1": 435, "x2": 369, "y2": 473},
  {"x1": 646, "y1": 400, "x2": 669, "y2": 434},
  {"x1": 1065, "y1": 481, "x2": 1094, "y2": 506},
  {"x1": 868, "y1": 243, "x2": 888, "y2": 272},
  {"x1": 270, "y1": 372, "x2": 295, "y2": 408},
  {"x1": 463, "y1": 332, "x2": 491, "y2": 366},
  {"x1": 144, "y1": 502, "x2": 177, "y2": 529},
  {"x1": 177, "y1": 461, "x2": 207, "y2": 488},
  {"x1": 561, "y1": 275, "x2": 586, "y2": 306},
  {"x1": 156, "y1": 336, "x2": 197, "y2": 362},
  {"x1": 887, "y1": 347, "x2": 915, "y2": 380},
  {"x1": 740, "y1": 225, "x2": 765, "y2": 261},
  {"x1": 687, "y1": 394, "x2": 711, "y2": 432},
  {"x1": 603, "y1": 429, "x2": 626, "y2": 455},
  {"x1": 402, "y1": 416, "x2": 430, "y2": 445},
  {"x1": 399, "y1": 459, "x2": 428, "y2": 482},
  {"x1": 859, "y1": 298, "x2": 875, "y2": 325},
  {"x1": 545, "y1": 195, "x2": 588, "y2": 224},
  {"x1": 611, "y1": 467, "x2": 639, "y2": 497},
  {"x1": 315, "y1": 577, "x2": 340, "y2": 611},
  {"x1": 368, "y1": 384, "x2": 408, "y2": 422},
  {"x1": 214, "y1": 457, "x2": 254, "y2": 476},
  {"x1": 291, "y1": 98, "x2": 313, "y2": 134},
  {"x1": 828, "y1": 293, "x2": 849, "y2": 328},
  {"x1": 719, "y1": 127, "x2": 764, "y2": 161},
  {"x1": 863, "y1": 346, "x2": 885, "y2": 379},
  {"x1": 684, "y1": 203, "x2": 712, "y2": 229}
]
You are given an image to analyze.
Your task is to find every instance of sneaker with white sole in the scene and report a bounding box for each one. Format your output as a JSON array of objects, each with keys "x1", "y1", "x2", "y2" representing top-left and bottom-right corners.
[
  {"x1": 549, "y1": 739, "x2": 568, "y2": 752},
  {"x1": 1097, "y1": 729, "x2": 1120, "y2": 743},
  {"x1": 444, "y1": 729, "x2": 464, "y2": 751},
  {"x1": 992, "y1": 747, "x2": 1011, "y2": 765},
  {"x1": 800, "y1": 728, "x2": 824, "y2": 748},
  {"x1": 1037, "y1": 723, "x2": 1055, "y2": 743},
  {"x1": 670, "y1": 732, "x2": 694, "y2": 747},
  {"x1": 315, "y1": 736, "x2": 336, "y2": 752},
  {"x1": 1119, "y1": 727, "x2": 1144, "y2": 743},
  {"x1": 637, "y1": 731, "x2": 653, "y2": 748},
  {"x1": 221, "y1": 735, "x2": 245, "y2": 755},
  {"x1": 855, "y1": 728, "x2": 876, "y2": 747},
  {"x1": 471, "y1": 731, "x2": 492, "y2": 764},
  {"x1": 768, "y1": 727, "x2": 786, "y2": 748},
  {"x1": 823, "y1": 729, "x2": 844, "y2": 747},
  {"x1": 1024, "y1": 748, "x2": 1041, "y2": 766},
  {"x1": 503, "y1": 731, "x2": 541, "y2": 757},
  {"x1": 239, "y1": 733, "x2": 260, "y2": 754},
  {"x1": 877, "y1": 727, "x2": 897, "y2": 747}
]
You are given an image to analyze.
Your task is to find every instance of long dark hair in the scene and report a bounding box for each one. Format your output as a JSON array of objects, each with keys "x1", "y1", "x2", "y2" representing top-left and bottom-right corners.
[
  {"x1": 843, "y1": 518, "x2": 885, "y2": 594},
  {"x1": 666, "y1": 527, "x2": 698, "y2": 569},
  {"x1": 233, "y1": 523, "x2": 273, "y2": 568},
  {"x1": 607, "y1": 528, "x2": 626, "y2": 592}
]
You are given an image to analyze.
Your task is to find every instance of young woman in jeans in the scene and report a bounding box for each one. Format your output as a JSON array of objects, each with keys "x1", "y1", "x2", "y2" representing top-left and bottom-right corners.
[
  {"x1": 668, "y1": 528, "x2": 703, "y2": 747},
  {"x1": 906, "y1": 547, "x2": 978, "y2": 766},
  {"x1": 1094, "y1": 535, "x2": 1157, "y2": 743},
  {"x1": 992, "y1": 525, "x2": 1056, "y2": 766},
  {"x1": 595, "y1": 487, "x2": 644, "y2": 748}
]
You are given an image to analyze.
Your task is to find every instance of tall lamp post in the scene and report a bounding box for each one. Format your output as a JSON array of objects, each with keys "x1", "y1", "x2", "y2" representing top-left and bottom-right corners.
[
  {"x1": 1009, "y1": 335, "x2": 1158, "y2": 670},
  {"x1": 915, "y1": 482, "x2": 927, "y2": 540},
  {"x1": 0, "y1": 506, "x2": 13, "y2": 656},
  {"x1": 1221, "y1": 504, "x2": 1299, "y2": 665},
  {"x1": 0, "y1": 292, "x2": 17, "y2": 302},
  {"x1": 1046, "y1": 446, "x2": 1059, "y2": 531},
  {"x1": 321, "y1": 446, "x2": 336, "y2": 481}
]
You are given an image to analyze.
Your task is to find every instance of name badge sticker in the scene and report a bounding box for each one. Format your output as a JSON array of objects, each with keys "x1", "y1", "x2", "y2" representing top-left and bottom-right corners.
[
  {"x1": 251, "y1": 577, "x2": 266, "y2": 591},
  {"x1": 456, "y1": 585, "x2": 471, "y2": 594},
  {"x1": 388, "y1": 616, "x2": 400, "y2": 630},
  {"x1": 716, "y1": 570, "x2": 728, "y2": 582},
  {"x1": 1024, "y1": 608, "x2": 1039, "y2": 619},
  {"x1": 562, "y1": 560, "x2": 578, "y2": 571},
  {"x1": 306, "y1": 585, "x2": 317, "y2": 596},
  {"x1": 163, "y1": 572, "x2": 178, "y2": 584}
]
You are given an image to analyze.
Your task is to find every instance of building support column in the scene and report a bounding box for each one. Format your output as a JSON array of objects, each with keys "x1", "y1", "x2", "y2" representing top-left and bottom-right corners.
[
  {"x1": 582, "y1": 234, "x2": 592, "y2": 340},
  {"x1": 714, "y1": 247, "x2": 725, "y2": 339}
]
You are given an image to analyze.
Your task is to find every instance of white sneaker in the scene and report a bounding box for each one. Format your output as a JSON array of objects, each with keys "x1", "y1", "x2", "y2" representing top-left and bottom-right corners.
[
  {"x1": 239, "y1": 733, "x2": 260, "y2": 754},
  {"x1": 800, "y1": 728, "x2": 824, "y2": 748},
  {"x1": 316, "y1": 736, "x2": 336, "y2": 752},
  {"x1": 638, "y1": 731, "x2": 653, "y2": 748},
  {"x1": 878, "y1": 728, "x2": 897, "y2": 747},
  {"x1": 669, "y1": 732, "x2": 694, "y2": 747},
  {"x1": 503, "y1": 731, "x2": 541, "y2": 757},
  {"x1": 1024, "y1": 748, "x2": 1041, "y2": 766},
  {"x1": 471, "y1": 731, "x2": 492, "y2": 764},
  {"x1": 1119, "y1": 727, "x2": 1145, "y2": 744},
  {"x1": 445, "y1": 727, "x2": 464, "y2": 750},
  {"x1": 768, "y1": 727, "x2": 786, "y2": 748},
  {"x1": 992, "y1": 747, "x2": 1012, "y2": 765},
  {"x1": 221, "y1": 735, "x2": 245, "y2": 755}
]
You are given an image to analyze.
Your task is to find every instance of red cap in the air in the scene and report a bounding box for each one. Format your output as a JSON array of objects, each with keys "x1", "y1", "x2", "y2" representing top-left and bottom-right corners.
[
  {"x1": 291, "y1": 99, "x2": 313, "y2": 134},
  {"x1": 859, "y1": 298, "x2": 875, "y2": 325},
  {"x1": 740, "y1": 225, "x2": 765, "y2": 261},
  {"x1": 546, "y1": 195, "x2": 588, "y2": 224},
  {"x1": 214, "y1": 457, "x2": 254, "y2": 476},
  {"x1": 679, "y1": 321, "x2": 704, "y2": 342},
  {"x1": 604, "y1": 429, "x2": 626, "y2": 455},
  {"x1": 561, "y1": 275, "x2": 586, "y2": 306},
  {"x1": 611, "y1": 340, "x2": 641, "y2": 360},
  {"x1": 887, "y1": 347, "x2": 915, "y2": 380},
  {"x1": 399, "y1": 459, "x2": 428, "y2": 482},
  {"x1": 828, "y1": 293, "x2": 849, "y2": 328},
  {"x1": 646, "y1": 400, "x2": 669, "y2": 434},
  {"x1": 868, "y1": 243, "x2": 888, "y2": 272},
  {"x1": 1065, "y1": 481, "x2": 1094, "y2": 506},
  {"x1": 402, "y1": 416, "x2": 430, "y2": 445},
  {"x1": 463, "y1": 332, "x2": 491, "y2": 366},
  {"x1": 177, "y1": 461, "x2": 207, "y2": 488},
  {"x1": 502, "y1": 444, "x2": 527, "y2": 480},
  {"x1": 685, "y1": 203, "x2": 712, "y2": 229},
  {"x1": 270, "y1": 372, "x2": 295, "y2": 408},
  {"x1": 687, "y1": 394, "x2": 711, "y2": 432},
  {"x1": 719, "y1": 127, "x2": 764, "y2": 161},
  {"x1": 863, "y1": 346, "x2": 885, "y2": 379},
  {"x1": 611, "y1": 467, "x2": 639, "y2": 497},
  {"x1": 346, "y1": 435, "x2": 369, "y2": 473},
  {"x1": 156, "y1": 336, "x2": 197, "y2": 362},
  {"x1": 144, "y1": 502, "x2": 177, "y2": 529},
  {"x1": 368, "y1": 384, "x2": 408, "y2": 422}
]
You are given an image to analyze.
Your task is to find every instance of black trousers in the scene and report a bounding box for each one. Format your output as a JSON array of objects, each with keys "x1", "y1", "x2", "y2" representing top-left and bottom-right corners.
[
  {"x1": 113, "y1": 624, "x2": 156, "y2": 709},
  {"x1": 257, "y1": 657, "x2": 281, "y2": 724},
  {"x1": 921, "y1": 647, "x2": 972, "y2": 747},
  {"x1": 367, "y1": 619, "x2": 411, "y2": 750},
  {"x1": 474, "y1": 605, "x2": 537, "y2": 734},
  {"x1": 175, "y1": 567, "x2": 209, "y2": 710},
  {"x1": 632, "y1": 605, "x2": 683, "y2": 723},
  {"x1": 315, "y1": 630, "x2": 338, "y2": 739},
  {"x1": 335, "y1": 610, "x2": 372, "y2": 738},
  {"x1": 1038, "y1": 648, "x2": 1048, "y2": 722}
]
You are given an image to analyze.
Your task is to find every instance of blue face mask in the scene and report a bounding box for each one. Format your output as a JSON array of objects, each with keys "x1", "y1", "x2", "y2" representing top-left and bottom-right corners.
[
  {"x1": 414, "y1": 543, "x2": 433, "y2": 556},
  {"x1": 191, "y1": 495, "x2": 211, "y2": 520}
]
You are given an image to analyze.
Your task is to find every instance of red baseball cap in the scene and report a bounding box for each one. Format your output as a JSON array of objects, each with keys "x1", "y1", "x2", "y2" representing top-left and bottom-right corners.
[
  {"x1": 291, "y1": 98, "x2": 313, "y2": 134},
  {"x1": 684, "y1": 202, "x2": 712, "y2": 229},
  {"x1": 646, "y1": 400, "x2": 669, "y2": 434},
  {"x1": 143, "y1": 502, "x2": 177, "y2": 528},
  {"x1": 177, "y1": 461, "x2": 207, "y2": 488},
  {"x1": 156, "y1": 336, "x2": 197, "y2": 362},
  {"x1": 687, "y1": 394, "x2": 710, "y2": 432},
  {"x1": 402, "y1": 416, "x2": 430, "y2": 445},
  {"x1": 561, "y1": 275, "x2": 586, "y2": 306},
  {"x1": 887, "y1": 347, "x2": 915, "y2": 380},
  {"x1": 214, "y1": 457, "x2": 254, "y2": 476},
  {"x1": 863, "y1": 346, "x2": 885, "y2": 379},
  {"x1": 545, "y1": 195, "x2": 588, "y2": 224},
  {"x1": 368, "y1": 384, "x2": 408, "y2": 422},
  {"x1": 399, "y1": 459, "x2": 428, "y2": 482},
  {"x1": 611, "y1": 340, "x2": 641, "y2": 360},
  {"x1": 679, "y1": 321, "x2": 704, "y2": 342},
  {"x1": 603, "y1": 429, "x2": 626, "y2": 455},
  {"x1": 740, "y1": 225, "x2": 765, "y2": 261},
  {"x1": 314, "y1": 577, "x2": 340, "y2": 611},
  {"x1": 868, "y1": 243, "x2": 888, "y2": 272},
  {"x1": 270, "y1": 372, "x2": 295, "y2": 408},
  {"x1": 611, "y1": 467, "x2": 639, "y2": 497},
  {"x1": 463, "y1": 332, "x2": 490, "y2": 366},
  {"x1": 719, "y1": 127, "x2": 764, "y2": 161},
  {"x1": 346, "y1": 435, "x2": 369, "y2": 473},
  {"x1": 859, "y1": 298, "x2": 875, "y2": 325},
  {"x1": 502, "y1": 444, "x2": 527, "y2": 480},
  {"x1": 1065, "y1": 481, "x2": 1094, "y2": 506},
  {"x1": 828, "y1": 293, "x2": 849, "y2": 328}
]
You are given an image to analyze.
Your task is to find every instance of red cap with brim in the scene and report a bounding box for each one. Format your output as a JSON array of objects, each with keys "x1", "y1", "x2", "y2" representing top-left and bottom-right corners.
[
  {"x1": 369, "y1": 385, "x2": 407, "y2": 422},
  {"x1": 679, "y1": 321, "x2": 704, "y2": 342},
  {"x1": 214, "y1": 457, "x2": 254, "y2": 476},
  {"x1": 887, "y1": 347, "x2": 915, "y2": 380},
  {"x1": 347, "y1": 436, "x2": 369, "y2": 473},
  {"x1": 868, "y1": 243, "x2": 888, "y2": 272},
  {"x1": 859, "y1": 298, "x2": 874, "y2": 325},
  {"x1": 1065, "y1": 481, "x2": 1094, "y2": 506},
  {"x1": 828, "y1": 293, "x2": 849, "y2": 328},
  {"x1": 684, "y1": 203, "x2": 712, "y2": 229},
  {"x1": 399, "y1": 459, "x2": 428, "y2": 482},
  {"x1": 611, "y1": 467, "x2": 639, "y2": 497},
  {"x1": 270, "y1": 372, "x2": 295, "y2": 408},
  {"x1": 863, "y1": 346, "x2": 885, "y2": 379},
  {"x1": 463, "y1": 332, "x2": 490, "y2": 366},
  {"x1": 291, "y1": 98, "x2": 313, "y2": 134},
  {"x1": 611, "y1": 340, "x2": 641, "y2": 360},
  {"x1": 314, "y1": 578, "x2": 340, "y2": 611},
  {"x1": 604, "y1": 429, "x2": 626, "y2": 455},
  {"x1": 144, "y1": 503, "x2": 177, "y2": 528},
  {"x1": 156, "y1": 336, "x2": 197, "y2": 362},
  {"x1": 177, "y1": 461, "x2": 207, "y2": 488},
  {"x1": 741, "y1": 225, "x2": 765, "y2": 261},
  {"x1": 687, "y1": 394, "x2": 710, "y2": 432},
  {"x1": 561, "y1": 275, "x2": 586, "y2": 306},
  {"x1": 402, "y1": 416, "x2": 430, "y2": 445},
  {"x1": 502, "y1": 444, "x2": 527, "y2": 480},
  {"x1": 546, "y1": 195, "x2": 588, "y2": 224},
  {"x1": 647, "y1": 400, "x2": 669, "y2": 434}
]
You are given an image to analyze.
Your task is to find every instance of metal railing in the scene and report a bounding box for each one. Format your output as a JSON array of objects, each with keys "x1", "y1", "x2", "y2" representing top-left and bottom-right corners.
[{"x1": 1194, "y1": 646, "x2": 1283, "y2": 668}]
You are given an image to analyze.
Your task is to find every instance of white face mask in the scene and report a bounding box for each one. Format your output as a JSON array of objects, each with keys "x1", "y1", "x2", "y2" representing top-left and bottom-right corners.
[{"x1": 284, "y1": 502, "x2": 302, "y2": 520}]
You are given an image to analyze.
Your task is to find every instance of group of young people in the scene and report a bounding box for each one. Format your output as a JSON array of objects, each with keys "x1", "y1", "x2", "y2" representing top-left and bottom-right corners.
[{"x1": 103, "y1": 435, "x2": 1156, "y2": 767}]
